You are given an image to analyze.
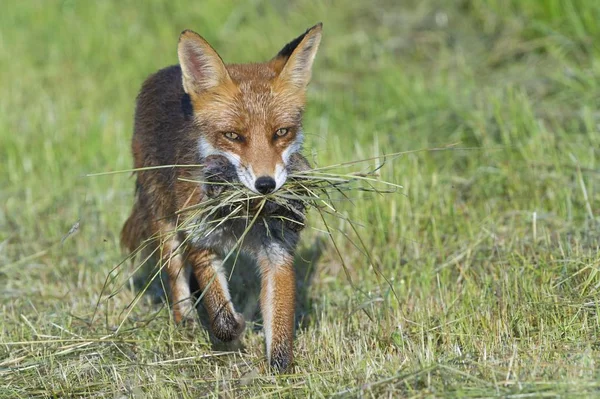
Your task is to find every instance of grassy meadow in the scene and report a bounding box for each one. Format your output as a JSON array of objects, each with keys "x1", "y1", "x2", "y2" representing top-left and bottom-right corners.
[{"x1": 2, "y1": 0, "x2": 600, "y2": 397}]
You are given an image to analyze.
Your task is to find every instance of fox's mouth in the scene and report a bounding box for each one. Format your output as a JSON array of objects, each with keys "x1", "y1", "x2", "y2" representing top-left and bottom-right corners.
[
  {"x1": 236, "y1": 165, "x2": 264, "y2": 195},
  {"x1": 273, "y1": 164, "x2": 288, "y2": 192},
  {"x1": 203, "y1": 153, "x2": 309, "y2": 197},
  {"x1": 235, "y1": 165, "x2": 287, "y2": 195}
]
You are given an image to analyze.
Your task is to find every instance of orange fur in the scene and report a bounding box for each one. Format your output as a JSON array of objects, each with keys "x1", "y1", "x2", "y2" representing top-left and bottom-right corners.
[{"x1": 259, "y1": 254, "x2": 296, "y2": 370}]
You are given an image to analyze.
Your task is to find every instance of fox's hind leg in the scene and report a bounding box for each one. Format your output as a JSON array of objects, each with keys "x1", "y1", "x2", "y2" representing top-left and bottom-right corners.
[
  {"x1": 156, "y1": 221, "x2": 196, "y2": 324},
  {"x1": 188, "y1": 248, "x2": 246, "y2": 342}
]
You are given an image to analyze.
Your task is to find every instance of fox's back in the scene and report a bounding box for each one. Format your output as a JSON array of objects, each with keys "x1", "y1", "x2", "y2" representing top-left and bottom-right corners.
[{"x1": 130, "y1": 66, "x2": 200, "y2": 221}]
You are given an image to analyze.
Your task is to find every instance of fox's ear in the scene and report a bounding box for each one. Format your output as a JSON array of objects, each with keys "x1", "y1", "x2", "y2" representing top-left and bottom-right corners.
[
  {"x1": 178, "y1": 30, "x2": 232, "y2": 94},
  {"x1": 273, "y1": 23, "x2": 322, "y2": 89}
]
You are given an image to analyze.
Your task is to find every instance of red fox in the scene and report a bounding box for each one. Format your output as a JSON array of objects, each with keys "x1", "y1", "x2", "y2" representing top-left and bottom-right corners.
[{"x1": 121, "y1": 24, "x2": 322, "y2": 372}]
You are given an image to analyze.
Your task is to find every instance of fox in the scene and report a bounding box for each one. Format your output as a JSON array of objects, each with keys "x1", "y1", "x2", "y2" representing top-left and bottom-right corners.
[{"x1": 120, "y1": 23, "x2": 322, "y2": 372}]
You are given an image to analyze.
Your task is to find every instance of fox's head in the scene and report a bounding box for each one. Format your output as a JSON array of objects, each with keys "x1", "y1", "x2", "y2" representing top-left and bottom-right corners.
[{"x1": 178, "y1": 24, "x2": 322, "y2": 195}]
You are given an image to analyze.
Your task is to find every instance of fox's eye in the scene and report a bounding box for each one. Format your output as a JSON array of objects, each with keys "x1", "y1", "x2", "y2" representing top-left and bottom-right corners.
[
  {"x1": 274, "y1": 128, "x2": 289, "y2": 138},
  {"x1": 224, "y1": 132, "x2": 240, "y2": 141}
]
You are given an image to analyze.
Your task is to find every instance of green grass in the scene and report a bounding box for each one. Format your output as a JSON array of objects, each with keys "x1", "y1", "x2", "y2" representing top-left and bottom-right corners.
[{"x1": 2, "y1": 0, "x2": 600, "y2": 397}]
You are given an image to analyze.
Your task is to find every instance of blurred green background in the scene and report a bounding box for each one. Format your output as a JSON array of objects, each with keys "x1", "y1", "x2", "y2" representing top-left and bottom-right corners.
[{"x1": 1, "y1": 0, "x2": 600, "y2": 397}]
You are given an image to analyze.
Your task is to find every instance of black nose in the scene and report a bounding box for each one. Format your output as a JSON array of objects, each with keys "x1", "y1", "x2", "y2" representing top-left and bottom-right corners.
[{"x1": 255, "y1": 176, "x2": 276, "y2": 194}]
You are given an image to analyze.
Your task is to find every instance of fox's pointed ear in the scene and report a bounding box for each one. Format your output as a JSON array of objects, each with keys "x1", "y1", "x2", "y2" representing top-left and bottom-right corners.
[
  {"x1": 273, "y1": 23, "x2": 322, "y2": 89},
  {"x1": 178, "y1": 30, "x2": 232, "y2": 94}
]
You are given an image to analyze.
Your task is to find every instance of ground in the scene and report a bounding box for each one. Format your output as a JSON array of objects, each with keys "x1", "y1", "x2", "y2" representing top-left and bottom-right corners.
[{"x1": 1, "y1": 0, "x2": 600, "y2": 397}]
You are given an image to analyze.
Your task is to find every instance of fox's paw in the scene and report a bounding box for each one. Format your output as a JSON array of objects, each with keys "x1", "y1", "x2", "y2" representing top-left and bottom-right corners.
[
  {"x1": 173, "y1": 301, "x2": 199, "y2": 327},
  {"x1": 176, "y1": 315, "x2": 197, "y2": 327},
  {"x1": 211, "y1": 310, "x2": 246, "y2": 342},
  {"x1": 269, "y1": 342, "x2": 294, "y2": 373}
]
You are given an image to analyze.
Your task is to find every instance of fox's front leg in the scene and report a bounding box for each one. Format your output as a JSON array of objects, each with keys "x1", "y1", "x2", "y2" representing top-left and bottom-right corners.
[
  {"x1": 257, "y1": 242, "x2": 296, "y2": 372},
  {"x1": 188, "y1": 248, "x2": 245, "y2": 342}
]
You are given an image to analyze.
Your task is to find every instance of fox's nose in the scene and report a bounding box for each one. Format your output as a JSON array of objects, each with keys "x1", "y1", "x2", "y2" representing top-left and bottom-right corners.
[{"x1": 255, "y1": 176, "x2": 276, "y2": 194}]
